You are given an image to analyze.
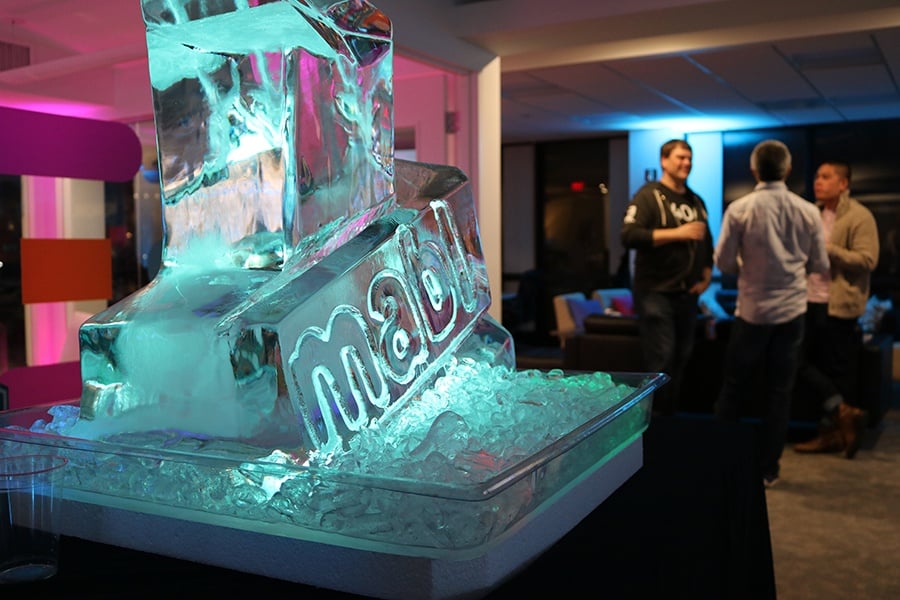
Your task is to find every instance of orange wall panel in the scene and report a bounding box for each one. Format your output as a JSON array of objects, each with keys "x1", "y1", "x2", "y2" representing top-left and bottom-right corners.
[{"x1": 21, "y1": 238, "x2": 112, "y2": 304}]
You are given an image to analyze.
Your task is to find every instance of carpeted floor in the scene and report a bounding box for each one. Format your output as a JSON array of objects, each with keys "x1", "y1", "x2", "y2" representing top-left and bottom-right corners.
[{"x1": 766, "y1": 407, "x2": 900, "y2": 599}]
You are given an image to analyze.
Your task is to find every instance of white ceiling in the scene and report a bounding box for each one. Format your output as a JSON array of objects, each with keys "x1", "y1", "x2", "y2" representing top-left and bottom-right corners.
[{"x1": 1, "y1": 0, "x2": 899, "y2": 144}]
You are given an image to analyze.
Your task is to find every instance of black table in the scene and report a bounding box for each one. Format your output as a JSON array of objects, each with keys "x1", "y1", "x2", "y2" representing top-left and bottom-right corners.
[{"x1": 18, "y1": 417, "x2": 775, "y2": 599}]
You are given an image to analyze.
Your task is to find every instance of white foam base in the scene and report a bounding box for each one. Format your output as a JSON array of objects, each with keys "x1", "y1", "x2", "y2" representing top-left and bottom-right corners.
[{"x1": 58, "y1": 437, "x2": 642, "y2": 599}]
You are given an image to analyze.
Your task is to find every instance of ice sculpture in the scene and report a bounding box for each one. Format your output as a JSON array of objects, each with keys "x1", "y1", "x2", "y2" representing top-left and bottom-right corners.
[
  {"x1": 0, "y1": 1, "x2": 658, "y2": 580},
  {"x1": 75, "y1": 0, "x2": 515, "y2": 455}
]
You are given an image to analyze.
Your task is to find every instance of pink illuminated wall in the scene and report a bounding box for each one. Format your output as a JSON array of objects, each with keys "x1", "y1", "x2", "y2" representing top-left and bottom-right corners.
[
  {"x1": 25, "y1": 176, "x2": 60, "y2": 237},
  {"x1": 22, "y1": 177, "x2": 65, "y2": 366}
]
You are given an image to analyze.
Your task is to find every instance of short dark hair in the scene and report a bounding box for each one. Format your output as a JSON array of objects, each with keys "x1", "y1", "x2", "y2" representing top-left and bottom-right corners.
[
  {"x1": 820, "y1": 161, "x2": 852, "y2": 183},
  {"x1": 750, "y1": 139, "x2": 791, "y2": 182},
  {"x1": 660, "y1": 139, "x2": 691, "y2": 159}
]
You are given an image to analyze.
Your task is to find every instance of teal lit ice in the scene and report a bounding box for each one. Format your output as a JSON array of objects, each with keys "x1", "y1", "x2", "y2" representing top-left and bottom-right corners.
[{"x1": 74, "y1": 0, "x2": 514, "y2": 455}]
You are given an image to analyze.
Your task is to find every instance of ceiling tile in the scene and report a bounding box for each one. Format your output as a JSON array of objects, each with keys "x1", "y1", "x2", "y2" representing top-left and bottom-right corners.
[
  {"x1": 804, "y1": 65, "x2": 896, "y2": 99},
  {"x1": 605, "y1": 55, "x2": 773, "y2": 116},
  {"x1": 513, "y1": 91, "x2": 611, "y2": 116},
  {"x1": 527, "y1": 62, "x2": 684, "y2": 115},
  {"x1": 875, "y1": 27, "x2": 900, "y2": 75},
  {"x1": 775, "y1": 31, "x2": 878, "y2": 61},
  {"x1": 690, "y1": 44, "x2": 817, "y2": 102}
]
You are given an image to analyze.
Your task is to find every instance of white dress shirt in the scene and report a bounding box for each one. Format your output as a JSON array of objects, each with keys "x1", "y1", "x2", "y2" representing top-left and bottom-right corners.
[{"x1": 715, "y1": 181, "x2": 830, "y2": 324}]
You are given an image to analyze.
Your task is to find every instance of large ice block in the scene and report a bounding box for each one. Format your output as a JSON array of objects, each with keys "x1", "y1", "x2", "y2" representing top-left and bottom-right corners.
[{"x1": 143, "y1": 0, "x2": 395, "y2": 270}]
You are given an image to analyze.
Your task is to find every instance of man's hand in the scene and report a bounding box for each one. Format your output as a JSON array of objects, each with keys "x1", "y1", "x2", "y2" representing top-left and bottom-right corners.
[{"x1": 679, "y1": 221, "x2": 707, "y2": 241}]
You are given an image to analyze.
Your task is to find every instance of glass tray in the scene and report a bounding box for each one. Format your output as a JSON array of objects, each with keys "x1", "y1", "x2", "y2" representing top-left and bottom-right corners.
[{"x1": 0, "y1": 371, "x2": 664, "y2": 561}]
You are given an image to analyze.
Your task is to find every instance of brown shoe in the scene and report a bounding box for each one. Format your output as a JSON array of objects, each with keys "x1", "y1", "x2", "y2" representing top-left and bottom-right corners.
[
  {"x1": 837, "y1": 402, "x2": 867, "y2": 459},
  {"x1": 793, "y1": 429, "x2": 844, "y2": 454}
]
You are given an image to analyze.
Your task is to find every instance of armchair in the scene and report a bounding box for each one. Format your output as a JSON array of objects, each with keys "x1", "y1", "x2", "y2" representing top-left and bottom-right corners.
[{"x1": 551, "y1": 292, "x2": 593, "y2": 349}]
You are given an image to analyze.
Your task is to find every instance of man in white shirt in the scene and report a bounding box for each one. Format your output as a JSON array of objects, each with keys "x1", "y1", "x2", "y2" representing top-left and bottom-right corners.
[{"x1": 714, "y1": 139, "x2": 829, "y2": 488}]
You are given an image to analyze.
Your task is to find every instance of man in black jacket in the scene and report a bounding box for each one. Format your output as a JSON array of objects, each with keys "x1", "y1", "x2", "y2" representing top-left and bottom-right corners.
[{"x1": 621, "y1": 139, "x2": 714, "y2": 415}]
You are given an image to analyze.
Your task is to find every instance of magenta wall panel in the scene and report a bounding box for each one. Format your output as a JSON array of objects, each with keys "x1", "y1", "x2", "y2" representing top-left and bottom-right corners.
[
  {"x1": 0, "y1": 106, "x2": 142, "y2": 182},
  {"x1": 0, "y1": 361, "x2": 82, "y2": 408}
]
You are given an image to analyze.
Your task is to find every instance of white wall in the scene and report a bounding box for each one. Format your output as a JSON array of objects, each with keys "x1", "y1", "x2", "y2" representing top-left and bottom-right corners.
[
  {"x1": 476, "y1": 58, "x2": 503, "y2": 322},
  {"x1": 60, "y1": 179, "x2": 107, "y2": 360}
]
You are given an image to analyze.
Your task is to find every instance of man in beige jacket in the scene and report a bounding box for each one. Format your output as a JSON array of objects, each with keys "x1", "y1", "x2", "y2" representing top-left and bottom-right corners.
[{"x1": 794, "y1": 161, "x2": 879, "y2": 459}]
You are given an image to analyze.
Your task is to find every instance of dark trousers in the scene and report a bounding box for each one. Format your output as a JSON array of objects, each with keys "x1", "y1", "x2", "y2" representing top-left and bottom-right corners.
[
  {"x1": 715, "y1": 314, "x2": 805, "y2": 479},
  {"x1": 633, "y1": 290, "x2": 698, "y2": 415},
  {"x1": 795, "y1": 302, "x2": 861, "y2": 418}
]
